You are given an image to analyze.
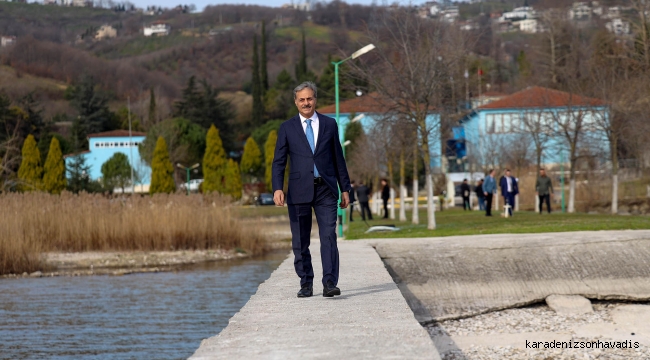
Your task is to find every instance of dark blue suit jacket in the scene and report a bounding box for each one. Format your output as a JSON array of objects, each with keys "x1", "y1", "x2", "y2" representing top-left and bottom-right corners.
[
  {"x1": 499, "y1": 176, "x2": 519, "y2": 196},
  {"x1": 272, "y1": 112, "x2": 352, "y2": 205}
]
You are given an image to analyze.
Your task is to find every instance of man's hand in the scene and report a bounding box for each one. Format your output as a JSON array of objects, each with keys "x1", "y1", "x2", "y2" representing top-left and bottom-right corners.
[
  {"x1": 536, "y1": 191, "x2": 539, "y2": 196},
  {"x1": 340, "y1": 191, "x2": 350, "y2": 209},
  {"x1": 273, "y1": 190, "x2": 285, "y2": 207},
  {"x1": 484, "y1": 192, "x2": 488, "y2": 196}
]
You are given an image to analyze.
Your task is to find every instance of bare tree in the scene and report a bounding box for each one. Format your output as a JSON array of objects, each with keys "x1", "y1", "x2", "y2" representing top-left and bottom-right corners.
[{"x1": 351, "y1": 10, "x2": 469, "y2": 229}]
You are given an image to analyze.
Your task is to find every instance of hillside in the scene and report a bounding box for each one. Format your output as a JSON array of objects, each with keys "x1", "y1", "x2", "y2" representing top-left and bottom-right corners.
[{"x1": 0, "y1": 2, "x2": 364, "y2": 123}]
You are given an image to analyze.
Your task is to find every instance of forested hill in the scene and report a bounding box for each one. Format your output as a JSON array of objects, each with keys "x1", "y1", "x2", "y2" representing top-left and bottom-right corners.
[{"x1": 0, "y1": 1, "x2": 368, "y2": 120}]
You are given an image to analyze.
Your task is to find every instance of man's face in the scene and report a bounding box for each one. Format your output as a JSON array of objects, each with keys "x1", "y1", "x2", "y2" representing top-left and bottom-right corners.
[
  {"x1": 490, "y1": 171, "x2": 495, "y2": 177},
  {"x1": 540, "y1": 169, "x2": 546, "y2": 177},
  {"x1": 506, "y1": 171, "x2": 511, "y2": 177},
  {"x1": 294, "y1": 88, "x2": 317, "y2": 118}
]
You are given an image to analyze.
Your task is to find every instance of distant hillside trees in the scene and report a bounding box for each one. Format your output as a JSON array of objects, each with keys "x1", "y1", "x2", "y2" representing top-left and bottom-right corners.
[
  {"x1": 68, "y1": 75, "x2": 116, "y2": 149},
  {"x1": 251, "y1": 34, "x2": 265, "y2": 126},
  {"x1": 173, "y1": 76, "x2": 235, "y2": 151},
  {"x1": 139, "y1": 117, "x2": 206, "y2": 184}
]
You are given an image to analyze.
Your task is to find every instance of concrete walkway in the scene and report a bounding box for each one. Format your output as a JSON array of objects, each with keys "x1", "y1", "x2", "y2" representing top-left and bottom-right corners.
[{"x1": 190, "y1": 242, "x2": 440, "y2": 360}]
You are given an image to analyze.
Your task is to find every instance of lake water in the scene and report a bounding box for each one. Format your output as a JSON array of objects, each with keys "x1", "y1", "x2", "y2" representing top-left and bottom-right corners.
[{"x1": 0, "y1": 251, "x2": 288, "y2": 360}]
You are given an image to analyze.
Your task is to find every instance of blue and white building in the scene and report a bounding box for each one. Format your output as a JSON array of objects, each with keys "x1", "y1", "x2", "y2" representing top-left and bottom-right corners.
[
  {"x1": 457, "y1": 86, "x2": 609, "y2": 170},
  {"x1": 64, "y1": 130, "x2": 152, "y2": 193},
  {"x1": 318, "y1": 92, "x2": 443, "y2": 171}
]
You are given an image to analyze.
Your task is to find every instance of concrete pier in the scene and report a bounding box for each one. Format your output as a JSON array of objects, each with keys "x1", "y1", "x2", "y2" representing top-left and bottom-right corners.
[{"x1": 190, "y1": 241, "x2": 440, "y2": 360}]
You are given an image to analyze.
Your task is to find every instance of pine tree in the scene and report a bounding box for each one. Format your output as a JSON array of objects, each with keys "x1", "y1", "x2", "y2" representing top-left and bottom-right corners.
[
  {"x1": 101, "y1": 152, "x2": 132, "y2": 193},
  {"x1": 149, "y1": 136, "x2": 176, "y2": 194},
  {"x1": 264, "y1": 130, "x2": 277, "y2": 192},
  {"x1": 67, "y1": 153, "x2": 92, "y2": 194},
  {"x1": 42, "y1": 137, "x2": 67, "y2": 194},
  {"x1": 261, "y1": 21, "x2": 269, "y2": 92},
  {"x1": 251, "y1": 35, "x2": 265, "y2": 126},
  {"x1": 18, "y1": 134, "x2": 43, "y2": 191},
  {"x1": 202, "y1": 125, "x2": 227, "y2": 193},
  {"x1": 241, "y1": 137, "x2": 262, "y2": 177},
  {"x1": 148, "y1": 88, "x2": 157, "y2": 124},
  {"x1": 225, "y1": 159, "x2": 242, "y2": 200}
]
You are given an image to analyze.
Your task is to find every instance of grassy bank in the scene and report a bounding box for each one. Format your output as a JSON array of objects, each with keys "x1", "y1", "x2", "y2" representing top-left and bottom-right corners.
[
  {"x1": 0, "y1": 193, "x2": 266, "y2": 275},
  {"x1": 345, "y1": 208, "x2": 650, "y2": 239}
]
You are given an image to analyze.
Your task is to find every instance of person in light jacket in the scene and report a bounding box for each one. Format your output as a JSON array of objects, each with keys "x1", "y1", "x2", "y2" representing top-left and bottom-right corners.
[{"x1": 483, "y1": 170, "x2": 497, "y2": 216}]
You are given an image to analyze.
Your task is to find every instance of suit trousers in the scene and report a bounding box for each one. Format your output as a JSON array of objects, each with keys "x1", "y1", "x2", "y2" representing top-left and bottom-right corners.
[
  {"x1": 360, "y1": 201, "x2": 372, "y2": 220},
  {"x1": 462, "y1": 196, "x2": 471, "y2": 210},
  {"x1": 485, "y1": 193, "x2": 493, "y2": 216},
  {"x1": 288, "y1": 182, "x2": 339, "y2": 288}
]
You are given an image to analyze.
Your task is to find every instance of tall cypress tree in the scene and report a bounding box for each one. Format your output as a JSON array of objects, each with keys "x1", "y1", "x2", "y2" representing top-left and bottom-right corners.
[
  {"x1": 148, "y1": 88, "x2": 157, "y2": 124},
  {"x1": 295, "y1": 28, "x2": 308, "y2": 81},
  {"x1": 202, "y1": 125, "x2": 227, "y2": 193},
  {"x1": 43, "y1": 137, "x2": 67, "y2": 194},
  {"x1": 264, "y1": 130, "x2": 277, "y2": 192},
  {"x1": 261, "y1": 21, "x2": 269, "y2": 92},
  {"x1": 241, "y1": 137, "x2": 262, "y2": 177},
  {"x1": 17, "y1": 134, "x2": 43, "y2": 191},
  {"x1": 149, "y1": 136, "x2": 176, "y2": 194},
  {"x1": 225, "y1": 159, "x2": 242, "y2": 200},
  {"x1": 251, "y1": 35, "x2": 264, "y2": 126}
]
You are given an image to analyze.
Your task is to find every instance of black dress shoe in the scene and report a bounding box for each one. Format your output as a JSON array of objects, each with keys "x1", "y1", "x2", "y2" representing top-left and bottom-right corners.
[
  {"x1": 323, "y1": 281, "x2": 341, "y2": 297},
  {"x1": 297, "y1": 285, "x2": 313, "y2": 298}
]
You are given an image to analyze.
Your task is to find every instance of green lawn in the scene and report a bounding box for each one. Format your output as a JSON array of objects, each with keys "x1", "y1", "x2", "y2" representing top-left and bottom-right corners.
[{"x1": 345, "y1": 208, "x2": 650, "y2": 239}]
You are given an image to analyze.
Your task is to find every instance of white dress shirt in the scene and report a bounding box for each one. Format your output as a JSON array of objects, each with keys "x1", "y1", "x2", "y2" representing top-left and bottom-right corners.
[
  {"x1": 506, "y1": 176, "x2": 512, "y2": 192},
  {"x1": 299, "y1": 112, "x2": 319, "y2": 147}
]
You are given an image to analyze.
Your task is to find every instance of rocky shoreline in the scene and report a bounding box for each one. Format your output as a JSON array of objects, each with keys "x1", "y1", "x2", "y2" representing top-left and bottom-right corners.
[{"x1": 3, "y1": 249, "x2": 255, "y2": 279}]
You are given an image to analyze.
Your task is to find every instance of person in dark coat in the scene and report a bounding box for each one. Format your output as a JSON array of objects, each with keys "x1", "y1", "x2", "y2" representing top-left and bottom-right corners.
[
  {"x1": 349, "y1": 180, "x2": 356, "y2": 221},
  {"x1": 499, "y1": 169, "x2": 519, "y2": 217},
  {"x1": 476, "y1": 179, "x2": 485, "y2": 211},
  {"x1": 460, "y1": 179, "x2": 471, "y2": 211},
  {"x1": 356, "y1": 181, "x2": 372, "y2": 221},
  {"x1": 381, "y1": 178, "x2": 390, "y2": 219}
]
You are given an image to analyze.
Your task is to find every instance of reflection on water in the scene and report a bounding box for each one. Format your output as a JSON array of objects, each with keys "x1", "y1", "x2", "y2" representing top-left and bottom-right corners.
[{"x1": 0, "y1": 251, "x2": 288, "y2": 360}]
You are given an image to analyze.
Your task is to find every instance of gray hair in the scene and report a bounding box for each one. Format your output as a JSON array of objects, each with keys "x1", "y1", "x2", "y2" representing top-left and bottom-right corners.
[{"x1": 293, "y1": 81, "x2": 318, "y2": 99}]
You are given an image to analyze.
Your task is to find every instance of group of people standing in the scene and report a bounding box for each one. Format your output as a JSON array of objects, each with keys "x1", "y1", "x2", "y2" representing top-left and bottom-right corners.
[
  {"x1": 467, "y1": 168, "x2": 555, "y2": 216},
  {"x1": 348, "y1": 179, "x2": 392, "y2": 221}
]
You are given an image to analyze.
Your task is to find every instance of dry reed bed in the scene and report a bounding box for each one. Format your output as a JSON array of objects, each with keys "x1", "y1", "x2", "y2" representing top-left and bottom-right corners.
[{"x1": 0, "y1": 193, "x2": 266, "y2": 275}]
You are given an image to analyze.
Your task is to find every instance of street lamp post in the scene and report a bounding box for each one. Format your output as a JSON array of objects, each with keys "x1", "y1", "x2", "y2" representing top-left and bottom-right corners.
[
  {"x1": 176, "y1": 163, "x2": 200, "y2": 195},
  {"x1": 333, "y1": 44, "x2": 375, "y2": 237}
]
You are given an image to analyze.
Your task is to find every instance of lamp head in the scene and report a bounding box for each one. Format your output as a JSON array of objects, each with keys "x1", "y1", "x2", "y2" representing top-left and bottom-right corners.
[
  {"x1": 351, "y1": 44, "x2": 376, "y2": 59},
  {"x1": 351, "y1": 114, "x2": 365, "y2": 123}
]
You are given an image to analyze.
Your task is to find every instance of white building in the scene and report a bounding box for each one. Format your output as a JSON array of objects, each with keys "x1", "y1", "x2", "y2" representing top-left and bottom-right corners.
[
  {"x1": 441, "y1": 6, "x2": 459, "y2": 23},
  {"x1": 1, "y1": 36, "x2": 15, "y2": 47},
  {"x1": 282, "y1": 0, "x2": 312, "y2": 12},
  {"x1": 501, "y1": 6, "x2": 536, "y2": 21},
  {"x1": 568, "y1": 2, "x2": 592, "y2": 20},
  {"x1": 513, "y1": 19, "x2": 540, "y2": 33},
  {"x1": 606, "y1": 18, "x2": 630, "y2": 36},
  {"x1": 144, "y1": 22, "x2": 170, "y2": 37}
]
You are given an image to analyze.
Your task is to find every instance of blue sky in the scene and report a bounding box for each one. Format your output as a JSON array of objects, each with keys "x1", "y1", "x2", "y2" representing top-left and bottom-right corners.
[{"x1": 130, "y1": 0, "x2": 430, "y2": 12}]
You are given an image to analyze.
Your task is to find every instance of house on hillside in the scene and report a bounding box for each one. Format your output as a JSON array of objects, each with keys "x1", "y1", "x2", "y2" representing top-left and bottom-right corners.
[
  {"x1": 64, "y1": 130, "x2": 152, "y2": 193},
  {"x1": 457, "y1": 86, "x2": 609, "y2": 170},
  {"x1": 317, "y1": 93, "x2": 443, "y2": 171},
  {"x1": 95, "y1": 25, "x2": 117, "y2": 40},
  {"x1": 1, "y1": 36, "x2": 16, "y2": 47},
  {"x1": 144, "y1": 22, "x2": 170, "y2": 37}
]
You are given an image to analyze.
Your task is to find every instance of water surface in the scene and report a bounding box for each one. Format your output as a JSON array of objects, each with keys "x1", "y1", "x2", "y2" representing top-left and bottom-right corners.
[{"x1": 0, "y1": 251, "x2": 288, "y2": 360}]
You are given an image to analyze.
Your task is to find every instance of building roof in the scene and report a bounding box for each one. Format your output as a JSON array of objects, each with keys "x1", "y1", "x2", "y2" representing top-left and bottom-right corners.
[
  {"x1": 63, "y1": 150, "x2": 91, "y2": 159},
  {"x1": 87, "y1": 130, "x2": 147, "y2": 138},
  {"x1": 317, "y1": 92, "x2": 394, "y2": 114},
  {"x1": 478, "y1": 86, "x2": 606, "y2": 109}
]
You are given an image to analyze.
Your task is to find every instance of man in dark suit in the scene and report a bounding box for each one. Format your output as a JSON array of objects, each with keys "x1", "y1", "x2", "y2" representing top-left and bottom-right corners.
[
  {"x1": 356, "y1": 180, "x2": 372, "y2": 221},
  {"x1": 272, "y1": 81, "x2": 351, "y2": 298},
  {"x1": 499, "y1": 169, "x2": 519, "y2": 217}
]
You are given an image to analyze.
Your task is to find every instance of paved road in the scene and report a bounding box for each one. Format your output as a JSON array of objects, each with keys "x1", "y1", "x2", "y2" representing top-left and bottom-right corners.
[
  {"x1": 190, "y1": 241, "x2": 440, "y2": 360},
  {"x1": 373, "y1": 230, "x2": 650, "y2": 322}
]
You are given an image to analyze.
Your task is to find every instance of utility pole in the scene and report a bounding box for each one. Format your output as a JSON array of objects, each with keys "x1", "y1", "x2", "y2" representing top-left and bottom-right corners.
[
  {"x1": 128, "y1": 97, "x2": 134, "y2": 194},
  {"x1": 464, "y1": 69, "x2": 469, "y2": 109}
]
